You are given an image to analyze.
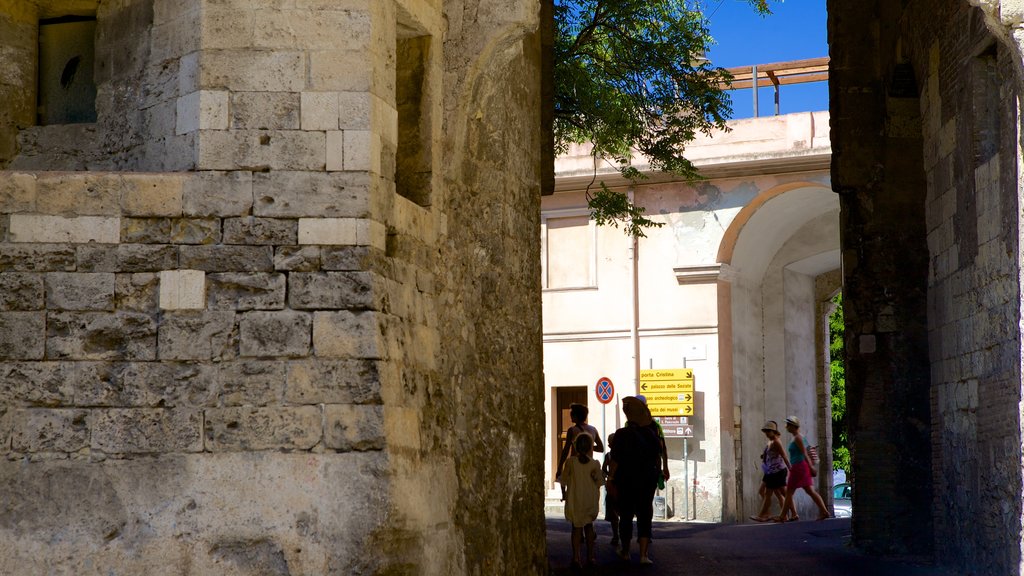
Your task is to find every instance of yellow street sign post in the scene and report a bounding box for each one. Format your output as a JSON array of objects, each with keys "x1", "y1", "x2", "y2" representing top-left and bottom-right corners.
[{"x1": 640, "y1": 368, "x2": 695, "y2": 416}]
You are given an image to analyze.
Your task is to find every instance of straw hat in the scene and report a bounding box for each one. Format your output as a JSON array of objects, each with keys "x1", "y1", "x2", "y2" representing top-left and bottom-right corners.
[
  {"x1": 622, "y1": 396, "x2": 653, "y2": 427},
  {"x1": 785, "y1": 416, "x2": 800, "y2": 428},
  {"x1": 761, "y1": 421, "x2": 779, "y2": 433}
]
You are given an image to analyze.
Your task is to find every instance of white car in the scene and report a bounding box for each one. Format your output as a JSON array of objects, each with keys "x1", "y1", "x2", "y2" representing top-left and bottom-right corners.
[{"x1": 833, "y1": 482, "x2": 852, "y2": 518}]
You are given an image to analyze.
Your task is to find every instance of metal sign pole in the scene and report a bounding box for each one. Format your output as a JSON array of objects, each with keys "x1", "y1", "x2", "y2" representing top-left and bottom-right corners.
[{"x1": 683, "y1": 437, "x2": 689, "y2": 520}]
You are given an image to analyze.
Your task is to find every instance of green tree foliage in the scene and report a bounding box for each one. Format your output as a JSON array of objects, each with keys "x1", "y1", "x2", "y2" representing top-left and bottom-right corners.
[
  {"x1": 828, "y1": 292, "x2": 849, "y2": 474},
  {"x1": 553, "y1": 0, "x2": 770, "y2": 236}
]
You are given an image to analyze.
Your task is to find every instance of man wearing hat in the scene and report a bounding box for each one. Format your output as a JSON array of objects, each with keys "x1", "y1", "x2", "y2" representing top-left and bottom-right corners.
[{"x1": 607, "y1": 396, "x2": 662, "y2": 565}]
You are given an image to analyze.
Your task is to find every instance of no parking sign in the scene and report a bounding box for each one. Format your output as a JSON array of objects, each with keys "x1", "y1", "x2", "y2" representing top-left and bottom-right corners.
[{"x1": 595, "y1": 377, "x2": 614, "y2": 404}]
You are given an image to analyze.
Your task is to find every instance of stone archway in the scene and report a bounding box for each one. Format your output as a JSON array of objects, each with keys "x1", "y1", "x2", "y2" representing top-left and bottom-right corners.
[{"x1": 717, "y1": 182, "x2": 840, "y2": 521}]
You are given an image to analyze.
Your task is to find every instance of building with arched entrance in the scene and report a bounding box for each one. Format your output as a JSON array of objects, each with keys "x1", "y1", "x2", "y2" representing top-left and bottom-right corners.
[{"x1": 542, "y1": 108, "x2": 841, "y2": 522}]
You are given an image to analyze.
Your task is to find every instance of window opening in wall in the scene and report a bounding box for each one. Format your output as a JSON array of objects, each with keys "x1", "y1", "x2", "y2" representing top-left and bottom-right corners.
[
  {"x1": 971, "y1": 45, "x2": 999, "y2": 167},
  {"x1": 38, "y1": 16, "x2": 97, "y2": 125},
  {"x1": 544, "y1": 214, "x2": 595, "y2": 289},
  {"x1": 395, "y1": 31, "x2": 432, "y2": 207}
]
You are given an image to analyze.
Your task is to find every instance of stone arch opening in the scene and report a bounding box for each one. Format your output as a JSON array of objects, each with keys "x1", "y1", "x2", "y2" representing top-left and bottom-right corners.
[{"x1": 718, "y1": 182, "x2": 839, "y2": 520}]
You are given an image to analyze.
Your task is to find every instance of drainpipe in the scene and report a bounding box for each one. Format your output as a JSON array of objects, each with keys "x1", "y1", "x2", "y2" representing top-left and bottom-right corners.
[{"x1": 629, "y1": 188, "x2": 641, "y2": 400}]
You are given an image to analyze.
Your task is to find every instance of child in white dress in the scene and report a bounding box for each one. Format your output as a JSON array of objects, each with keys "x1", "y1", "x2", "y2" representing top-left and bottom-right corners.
[{"x1": 561, "y1": 432, "x2": 604, "y2": 568}]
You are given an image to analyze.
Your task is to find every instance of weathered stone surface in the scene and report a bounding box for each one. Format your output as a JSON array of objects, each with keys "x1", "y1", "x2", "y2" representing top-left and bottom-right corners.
[
  {"x1": 252, "y1": 171, "x2": 369, "y2": 218},
  {"x1": 115, "y1": 362, "x2": 218, "y2": 408},
  {"x1": 207, "y1": 272, "x2": 286, "y2": 310},
  {"x1": 0, "y1": 244, "x2": 76, "y2": 272},
  {"x1": 285, "y1": 359, "x2": 381, "y2": 405},
  {"x1": 7, "y1": 408, "x2": 90, "y2": 452},
  {"x1": 222, "y1": 217, "x2": 297, "y2": 245},
  {"x1": 0, "y1": 273, "x2": 43, "y2": 310},
  {"x1": 324, "y1": 404, "x2": 383, "y2": 451},
  {"x1": 0, "y1": 171, "x2": 36, "y2": 212},
  {"x1": 171, "y1": 218, "x2": 221, "y2": 244},
  {"x1": 0, "y1": 312, "x2": 45, "y2": 359},
  {"x1": 312, "y1": 311, "x2": 383, "y2": 359},
  {"x1": 273, "y1": 245, "x2": 321, "y2": 271},
  {"x1": 9, "y1": 214, "x2": 120, "y2": 243},
  {"x1": 239, "y1": 310, "x2": 311, "y2": 357},
  {"x1": 216, "y1": 361, "x2": 286, "y2": 406},
  {"x1": 204, "y1": 406, "x2": 321, "y2": 451},
  {"x1": 196, "y1": 130, "x2": 325, "y2": 171},
  {"x1": 120, "y1": 173, "x2": 185, "y2": 217},
  {"x1": 0, "y1": 362, "x2": 74, "y2": 407},
  {"x1": 159, "y1": 269, "x2": 206, "y2": 310},
  {"x1": 46, "y1": 312, "x2": 158, "y2": 361},
  {"x1": 179, "y1": 245, "x2": 274, "y2": 272},
  {"x1": 320, "y1": 245, "x2": 386, "y2": 271},
  {"x1": 230, "y1": 92, "x2": 300, "y2": 130},
  {"x1": 76, "y1": 245, "x2": 179, "y2": 273},
  {"x1": 45, "y1": 272, "x2": 116, "y2": 311},
  {"x1": 158, "y1": 311, "x2": 237, "y2": 360},
  {"x1": 121, "y1": 217, "x2": 172, "y2": 244},
  {"x1": 288, "y1": 271, "x2": 377, "y2": 310},
  {"x1": 35, "y1": 172, "x2": 121, "y2": 216},
  {"x1": 114, "y1": 273, "x2": 160, "y2": 311},
  {"x1": 182, "y1": 171, "x2": 254, "y2": 217},
  {"x1": 91, "y1": 408, "x2": 203, "y2": 453}
]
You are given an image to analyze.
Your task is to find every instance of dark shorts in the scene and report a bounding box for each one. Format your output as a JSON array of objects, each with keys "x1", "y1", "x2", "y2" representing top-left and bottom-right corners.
[{"x1": 763, "y1": 469, "x2": 787, "y2": 490}]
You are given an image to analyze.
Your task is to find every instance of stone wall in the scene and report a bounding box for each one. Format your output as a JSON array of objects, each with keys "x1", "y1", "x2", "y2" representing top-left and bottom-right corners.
[
  {"x1": 0, "y1": 0, "x2": 547, "y2": 574},
  {"x1": 831, "y1": 0, "x2": 1022, "y2": 571}
]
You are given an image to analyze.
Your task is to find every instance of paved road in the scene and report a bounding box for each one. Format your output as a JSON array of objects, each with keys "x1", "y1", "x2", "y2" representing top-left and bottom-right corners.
[{"x1": 546, "y1": 517, "x2": 953, "y2": 575}]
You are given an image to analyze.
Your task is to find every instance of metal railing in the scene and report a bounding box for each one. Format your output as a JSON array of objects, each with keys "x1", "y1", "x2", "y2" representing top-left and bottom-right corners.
[{"x1": 719, "y1": 57, "x2": 829, "y2": 117}]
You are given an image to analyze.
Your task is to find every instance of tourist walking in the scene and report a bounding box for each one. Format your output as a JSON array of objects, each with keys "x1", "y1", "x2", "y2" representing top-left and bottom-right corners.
[
  {"x1": 750, "y1": 420, "x2": 788, "y2": 522},
  {"x1": 776, "y1": 416, "x2": 830, "y2": 522},
  {"x1": 602, "y1": 432, "x2": 620, "y2": 546},
  {"x1": 609, "y1": 396, "x2": 662, "y2": 565},
  {"x1": 556, "y1": 403, "x2": 605, "y2": 501},
  {"x1": 561, "y1": 432, "x2": 604, "y2": 568}
]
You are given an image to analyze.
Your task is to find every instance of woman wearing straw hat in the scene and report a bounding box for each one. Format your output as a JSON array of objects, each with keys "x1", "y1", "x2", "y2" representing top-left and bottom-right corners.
[
  {"x1": 750, "y1": 420, "x2": 788, "y2": 522},
  {"x1": 776, "y1": 416, "x2": 830, "y2": 522},
  {"x1": 608, "y1": 396, "x2": 662, "y2": 565}
]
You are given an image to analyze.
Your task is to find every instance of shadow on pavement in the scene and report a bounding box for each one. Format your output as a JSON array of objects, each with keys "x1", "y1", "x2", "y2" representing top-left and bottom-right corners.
[{"x1": 546, "y1": 517, "x2": 954, "y2": 575}]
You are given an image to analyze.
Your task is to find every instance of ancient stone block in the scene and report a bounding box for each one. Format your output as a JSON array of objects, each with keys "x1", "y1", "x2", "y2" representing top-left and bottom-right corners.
[
  {"x1": 9, "y1": 215, "x2": 120, "y2": 244},
  {"x1": 121, "y1": 174, "x2": 185, "y2": 217},
  {"x1": 182, "y1": 171, "x2": 254, "y2": 217},
  {"x1": 0, "y1": 312, "x2": 45, "y2": 359},
  {"x1": 307, "y1": 49, "x2": 371, "y2": 92},
  {"x1": 324, "y1": 404, "x2": 383, "y2": 451},
  {"x1": 114, "y1": 362, "x2": 218, "y2": 408},
  {"x1": 121, "y1": 218, "x2": 172, "y2": 244},
  {"x1": 321, "y1": 245, "x2": 386, "y2": 271},
  {"x1": 239, "y1": 310, "x2": 311, "y2": 357},
  {"x1": 326, "y1": 130, "x2": 344, "y2": 171},
  {"x1": 159, "y1": 269, "x2": 206, "y2": 310},
  {"x1": 301, "y1": 91, "x2": 340, "y2": 130},
  {"x1": 297, "y1": 218, "x2": 357, "y2": 245},
  {"x1": 46, "y1": 312, "x2": 158, "y2": 361},
  {"x1": 207, "y1": 272, "x2": 286, "y2": 310},
  {"x1": 176, "y1": 90, "x2": 230, "y2": 134},
  {"x1": 77, "y1": 244, "x2": 179, "y2": 273},
  {"x1": 343, "y1": 129, "x2": 375, "y2": 171},
  {"x1": 216, "y1": 360, "x2": 286, "y2": 406},
  {"x1": 274, "y1": 246, "x2": 321, "y2": 271},
  {"x1": 179, "y1": 245, "x2": 274, "y2": 272},
  {"x1": 288, "y1": 271, "x2": 376, "y2": 310},
  {"x1": 253, "y1": 8, "x2": 370, "y2": 51},
  {"x1": 8, "y1": 408, "x2": 90, "y2": 452},
  {"x1": 339, "y1": 91, "x2": 372, "y2": 130},
  {"x1": 222, "y1": 217, "x2": 298, "y2": 245},
  {"x1": 0, "y1": 362, "x2": 73, "y2": 407},
  {"x1": 196, "y1": 129, "x2": 325, "y2": 171},
  {"x1": 91, "y1": 408, "x2": 203, "y2": 453},
  {"x1": 35, "y1": 173, "x2": 120, "y2": 216},
  {"x1": 171, "y1": 218, "x2": 221, "y2": 244},
  {"x1": 252, "y1": 171, "x2": 369, "y2": 218},
  {"x1": 231, "y1": 92, "x2": 301, "y2": 130},
  {"x1": 0, "y1": 171, "x2": 37, "y2": 212},
  {"x1": 196, "y1": 50, "x2": 305, "y2": 92},
  {"x1": 285, "y1": 359, "x2": 381, "y2": 405},
  {"x1": 0, "y1": 244, "x2": 76, "y2": 272},
  {"x1": 204, "y1": 406, "x2": 321, "y2": 451},
  {"x1": 312, "y1": 311, "x2": 383, "y2": 359},
  {"x1": 45, "y1": 272, "x2": 116, "y2": 311},
  {"x1": 0, "y1": 273, "x2": 44, "y2": 310},
  {"x1": 158, "y1": 311, "x2": 237, "y2": 360}
]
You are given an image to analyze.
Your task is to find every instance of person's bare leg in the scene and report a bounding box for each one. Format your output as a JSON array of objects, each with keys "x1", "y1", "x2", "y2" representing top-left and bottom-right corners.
[
  {"x1": 571, "y1": 527, "x2": 583, "y2": 565},
  {"x1": 804, "y1": 487, "x2": 831, "y2": 519},
  {"x1": 638, "y1": 536, "x2": 652, "y2": 564},
  {"x1": 585, "y1": 523, "x2": 597, "y2": 564},
  {"x1": 751, "y1": 490, "x2": 772, "y2": 520},
  {"x1": 776, "y1": 487, "x2": 798, "y2": 521},
  {"x1": 773, "y1": 488, "x2": 785, "y2": 513}
]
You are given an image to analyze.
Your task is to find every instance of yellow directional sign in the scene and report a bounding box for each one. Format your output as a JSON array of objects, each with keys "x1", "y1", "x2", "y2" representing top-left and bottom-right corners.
[
  {"x1": 649, "y1": 404, "x2": 695, "y2": 417},
  {"x1": 639, "y1": 380, "x2": 694, "y2": 393},
  {"x1": 644, "y1": 392, "x2": 695, "y2": 405},
  {"x1": 639, "y1": 369, "x2": 694, "y2": 382}
]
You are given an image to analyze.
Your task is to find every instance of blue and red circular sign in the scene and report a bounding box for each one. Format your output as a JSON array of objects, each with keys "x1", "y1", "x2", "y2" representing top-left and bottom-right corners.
[{"x1": 595, "y1": 377, "x2": 615, "y2": 404}]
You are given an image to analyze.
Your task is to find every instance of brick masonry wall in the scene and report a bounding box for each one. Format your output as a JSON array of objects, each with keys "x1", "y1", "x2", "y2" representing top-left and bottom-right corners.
[{"x1": 832, "y1": 0, "x2": 1023, "y2": 571}]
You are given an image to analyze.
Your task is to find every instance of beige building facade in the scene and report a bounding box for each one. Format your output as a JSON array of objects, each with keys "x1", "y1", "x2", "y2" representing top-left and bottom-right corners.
[{"x1": 543, "y1": 110, "x2": 840, "y2": 522}]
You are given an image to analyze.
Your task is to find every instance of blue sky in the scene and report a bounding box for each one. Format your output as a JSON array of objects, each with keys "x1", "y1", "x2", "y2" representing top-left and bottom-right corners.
[{"x1": 703, "y1": 0, "x2": 828, "y2": 118}]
